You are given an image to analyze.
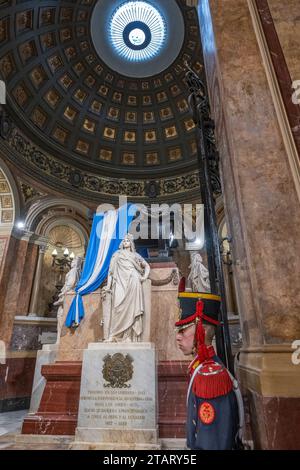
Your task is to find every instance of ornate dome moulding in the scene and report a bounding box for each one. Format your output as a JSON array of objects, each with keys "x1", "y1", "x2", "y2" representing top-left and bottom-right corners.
[{"x1": 0, "y1": 0, "x2": 203, "y2": 200}]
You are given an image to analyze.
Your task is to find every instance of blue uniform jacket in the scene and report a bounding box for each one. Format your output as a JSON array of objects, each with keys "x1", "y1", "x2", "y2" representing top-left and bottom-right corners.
[{"x1": 187, "y1": 356, "x2": 239, "y2": 450}]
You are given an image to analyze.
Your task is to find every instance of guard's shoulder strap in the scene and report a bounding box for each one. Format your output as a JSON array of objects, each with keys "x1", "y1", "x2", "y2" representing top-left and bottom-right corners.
[{"x1": 225, "y1": 369, "x2": 245, "y2": 443}]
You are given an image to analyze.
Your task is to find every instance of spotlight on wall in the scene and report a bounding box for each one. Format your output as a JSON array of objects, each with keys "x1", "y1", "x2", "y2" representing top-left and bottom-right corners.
[
  {"x1": 16, "y1": 221, "x2": 25, "y2": 229},
  {"x1": 185, "y1": 235, "x2": 204, "y2": 251}
]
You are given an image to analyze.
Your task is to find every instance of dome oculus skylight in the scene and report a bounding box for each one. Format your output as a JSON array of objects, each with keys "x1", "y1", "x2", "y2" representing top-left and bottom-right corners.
[
  {"x1": 109, "y1": 1, "x2": 167, "y2": 62},
  {"x1": 91, "y1": 0, "x2": 185, "y2": 78}
]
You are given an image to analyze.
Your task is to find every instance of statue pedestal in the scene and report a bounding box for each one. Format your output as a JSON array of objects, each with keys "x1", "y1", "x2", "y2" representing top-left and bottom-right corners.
[
  {"x1": 22, "y1": 291, "x2": 102, "y2": 436},
  {"x1": 29, "y1": 344, "x2": 59, "y2": 414},
  {"x1": 22, "y1": 264, "x2": 189, "y2": 440},
  {"x1": 57, "y1": 290, "x2": 103, "y2": 361},
  {"x1": 21, "y1": 361, "x2": 82, "y2": 436},
  {"x1": 149, "y1": 263, "x2": 182, "y2": 361},
  {"x1": 70, "y1": 342, "x2": 161, "y2": 450}
]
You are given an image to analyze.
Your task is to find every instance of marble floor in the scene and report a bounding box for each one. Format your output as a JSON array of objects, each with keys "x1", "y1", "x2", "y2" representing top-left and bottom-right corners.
[
  {"x1": 0, "y1": 410, "x2": 186, "y2": 450},
  {"x1": 0, "y1": 410, "x2": 28, "y2": 450}
]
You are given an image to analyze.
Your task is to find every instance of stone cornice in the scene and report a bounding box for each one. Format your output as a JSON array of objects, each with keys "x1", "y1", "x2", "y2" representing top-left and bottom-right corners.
[
  {"x1": 239, "y1": 347, "x2": 300, "y2": 397},
  {"x1": 11, "y1": 227, "x2": 48, "y2": 246}
]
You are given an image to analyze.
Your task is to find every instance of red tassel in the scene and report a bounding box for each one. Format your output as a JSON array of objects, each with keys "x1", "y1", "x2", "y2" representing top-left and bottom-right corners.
[
  {"x1": 195, "y1": 301, "x2": 208, "y2": 362},
  {"x1": 178, "y1": 277, "x2": 186, "y2": 292},
  {"x1": 192, "y1": 362, "x2": 233, "y2": 399}
]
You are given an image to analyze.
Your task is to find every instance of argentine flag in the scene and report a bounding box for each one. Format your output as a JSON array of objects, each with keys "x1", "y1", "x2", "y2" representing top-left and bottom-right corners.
[{"x1": 65, "y1": 203, "x2": 137, "y2": 328}]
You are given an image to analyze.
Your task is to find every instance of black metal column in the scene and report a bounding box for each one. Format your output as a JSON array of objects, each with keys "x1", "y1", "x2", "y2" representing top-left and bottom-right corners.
[{"x1": 186, "y1": 65, "x2": 233, "y2": 373}]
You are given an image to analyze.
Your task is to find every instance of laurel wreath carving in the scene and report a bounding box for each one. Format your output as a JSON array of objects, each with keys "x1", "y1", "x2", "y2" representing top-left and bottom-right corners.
[{"x1": 149, "y1": 268, "x2": 179, "y2": 286}]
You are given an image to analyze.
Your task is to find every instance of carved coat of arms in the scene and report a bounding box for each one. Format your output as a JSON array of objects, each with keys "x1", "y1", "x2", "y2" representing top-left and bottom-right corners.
[{"x1": 102, "y1": 353, "x2": 134, "y2": 388}]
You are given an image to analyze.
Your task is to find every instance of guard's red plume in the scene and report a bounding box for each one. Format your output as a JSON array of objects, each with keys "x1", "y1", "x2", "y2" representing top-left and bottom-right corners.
[
  {"x1": 196, "y1": 299, "x2": 204, "y2": 317},
  {"x1": 194, "y1": 300, "x2": 212, "y2": 363},
  {"x1": 195, "y1": 300, "x2": 205, "y2": 346}
]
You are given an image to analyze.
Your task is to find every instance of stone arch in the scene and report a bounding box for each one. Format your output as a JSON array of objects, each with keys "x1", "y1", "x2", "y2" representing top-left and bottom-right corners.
[
  {"x1": 0, "y1": 158, "x2": 20, "y2": 276},
  {"x1": 0, "y1": 157, "x2": 20, "y2": 234},
  {"x1": 24, "y1": 196, "x2": 90, "y2": 235},
  {"x1": 24, "y1": 197, "x2": 90, "y2": 316}
]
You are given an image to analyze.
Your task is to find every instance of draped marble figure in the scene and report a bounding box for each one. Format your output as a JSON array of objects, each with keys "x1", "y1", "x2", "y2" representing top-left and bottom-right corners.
[
  {"x1": 54, "y1": 256, "x2": 82, "y2": 344},
  {"x1": 103, "y1": 234, "x2": 150, "y2": 342},
  {"x1": 187, "y1": 252, "x2": 211, "y2": 293}
]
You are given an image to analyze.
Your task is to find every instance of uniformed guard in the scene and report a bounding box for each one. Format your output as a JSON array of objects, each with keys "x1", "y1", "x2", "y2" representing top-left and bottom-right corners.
[{"x1": 175, "y1": 292, "x2": 244, "y2": 450}]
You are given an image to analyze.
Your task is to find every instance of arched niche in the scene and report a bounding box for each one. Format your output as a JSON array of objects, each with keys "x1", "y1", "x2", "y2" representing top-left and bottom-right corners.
[
  {"x1": 38, "y1": 221, "x2": 87, "y2": 316},
  {"x1": 25, "y1": 198, "x2": 90, "y2": 317},
  {"x1": 24, "y1": 196, "x2": 90, "y2": 235}
]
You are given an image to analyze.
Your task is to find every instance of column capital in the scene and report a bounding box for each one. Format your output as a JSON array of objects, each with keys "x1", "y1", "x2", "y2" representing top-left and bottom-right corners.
[
  {"x1": 12, "y1": 228, "x2": 49, "y2": 249},
  {"x1": 35, "y1": 235, "x2": 48, "y2": 245},
  {"x1": 29, "y1": 234, "x2": 49, "y2": 249},
  {"x1": 11, "y1": 227, "x2": 34, "y2": 242},
  {"x1": 38, "y1": 243, "x2": 48, "y2": 254}
]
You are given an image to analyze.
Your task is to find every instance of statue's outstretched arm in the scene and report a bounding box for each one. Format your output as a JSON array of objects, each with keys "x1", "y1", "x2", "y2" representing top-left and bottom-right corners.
[{"x1": 140, "y1": 259, "x2": 150, "y2": 282}]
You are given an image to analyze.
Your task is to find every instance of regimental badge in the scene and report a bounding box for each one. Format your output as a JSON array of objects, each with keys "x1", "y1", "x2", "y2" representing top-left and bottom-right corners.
[
  {"x1": 102, "y1": 353, "x2": 134, "y2": 388},
  {"x1": 199, "y1": 402, "x2": 216, "y2": 425}
]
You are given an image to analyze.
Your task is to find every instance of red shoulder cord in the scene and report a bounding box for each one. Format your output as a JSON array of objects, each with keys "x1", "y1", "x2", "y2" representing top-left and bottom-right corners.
[{"x1": 189, "y1": 301, "x2": 233, "y2": 398}]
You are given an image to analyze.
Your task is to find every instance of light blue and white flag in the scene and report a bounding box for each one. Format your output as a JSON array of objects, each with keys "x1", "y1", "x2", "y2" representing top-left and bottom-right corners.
[{"x1": 65, "y1": 203, "x2": 137, "y2": 328}]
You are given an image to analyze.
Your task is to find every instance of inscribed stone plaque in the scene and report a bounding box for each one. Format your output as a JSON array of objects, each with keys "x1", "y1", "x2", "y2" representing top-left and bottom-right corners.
[{"x1": 77, "y1": 343, "x2": 157, "y2": 433}]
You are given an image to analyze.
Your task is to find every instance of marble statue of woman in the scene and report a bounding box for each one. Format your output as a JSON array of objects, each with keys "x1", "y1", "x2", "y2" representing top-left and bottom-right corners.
[
  {"x1": 54, "y1": 256, "x2": 82, "y2": 344},
  {"x1": 187, "y1": 251, "x2": 211, "y2": 293},
  {"x1": 103, "y1": 234, "x2": 150, "y2": 343}
]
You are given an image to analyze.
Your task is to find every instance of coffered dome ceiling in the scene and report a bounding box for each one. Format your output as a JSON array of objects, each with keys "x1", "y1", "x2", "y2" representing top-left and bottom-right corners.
[{"x1": 0, "y1": 0, "x2": 204, "y2": 201}]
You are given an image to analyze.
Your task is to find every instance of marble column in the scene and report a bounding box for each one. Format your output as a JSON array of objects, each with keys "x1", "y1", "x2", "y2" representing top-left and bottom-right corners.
[
  {"x1": 28, "y1": 244, "x2": 47, "y2": 316},
  {"x1": 18, "y1": 241, "x2": 40, "y2": 315},
  {"x1": 0, "y1": 231, "x2": 38, "y2": 345},
  {"x1": 197, "y1": 0, "x2": 300, "y2": 449}
]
